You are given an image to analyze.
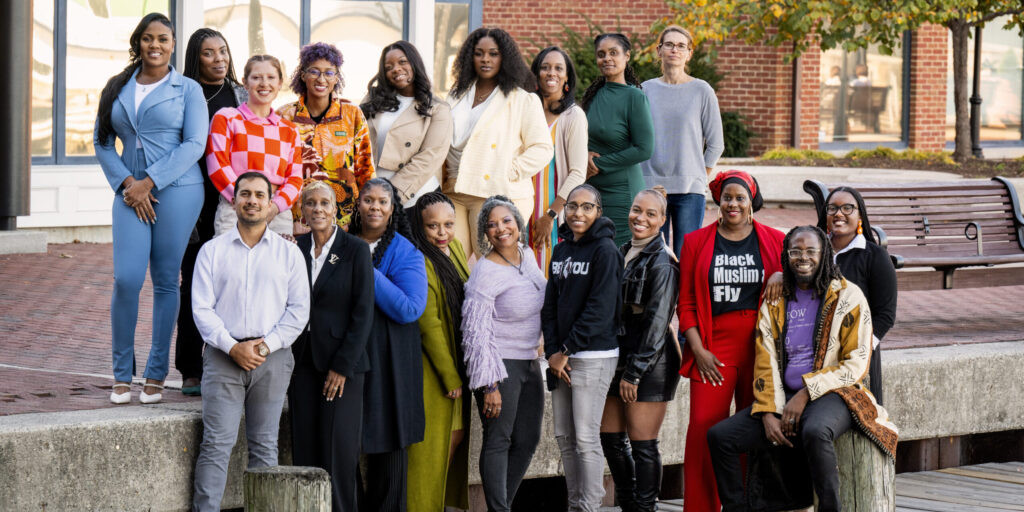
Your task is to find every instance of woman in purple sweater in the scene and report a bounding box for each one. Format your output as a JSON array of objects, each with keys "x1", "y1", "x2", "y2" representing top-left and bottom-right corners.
[{"x1": 461, "y1": 195, "x2": 547, "y2": 512}]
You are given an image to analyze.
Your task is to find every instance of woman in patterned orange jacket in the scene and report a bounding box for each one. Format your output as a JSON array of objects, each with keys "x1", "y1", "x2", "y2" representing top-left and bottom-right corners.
[{"x1": 278, "y1": 42, "x2": 375, "y2": 232}]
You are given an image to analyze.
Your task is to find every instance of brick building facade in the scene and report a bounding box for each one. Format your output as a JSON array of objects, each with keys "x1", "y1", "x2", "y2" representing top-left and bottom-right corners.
[{"x1": 485, "y1": 1, "x2": 951, "y2": 155}]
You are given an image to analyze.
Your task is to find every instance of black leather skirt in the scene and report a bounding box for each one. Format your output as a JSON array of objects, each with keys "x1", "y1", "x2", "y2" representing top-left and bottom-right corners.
[{"x1": 607, "y1": 345, "x2": 682, "y2": 402}]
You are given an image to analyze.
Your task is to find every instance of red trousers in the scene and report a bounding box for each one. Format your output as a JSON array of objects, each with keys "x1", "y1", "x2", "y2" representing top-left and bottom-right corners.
[{"x1": 684, "y1": 309, "x2": 757, "y2": 512}]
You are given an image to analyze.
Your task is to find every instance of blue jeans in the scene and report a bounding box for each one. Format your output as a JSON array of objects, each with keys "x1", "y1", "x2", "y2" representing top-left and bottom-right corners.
[
  {"x1": 661, "y1": 193, "x2": 706, "y2": 256},
  {"x1": 111, "y1": 173, "x2": 202, "y2": 383}
]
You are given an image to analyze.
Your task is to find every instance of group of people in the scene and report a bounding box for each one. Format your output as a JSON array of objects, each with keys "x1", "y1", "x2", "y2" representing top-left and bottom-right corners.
[{"x1": 93, "y1": 12, "x2": 900, "y2": 512}]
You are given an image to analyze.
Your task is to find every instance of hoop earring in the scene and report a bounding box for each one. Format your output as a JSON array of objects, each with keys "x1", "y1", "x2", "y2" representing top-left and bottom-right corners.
[{"x1": 563, "y1": 83, "x2": 569, "y2": 93}]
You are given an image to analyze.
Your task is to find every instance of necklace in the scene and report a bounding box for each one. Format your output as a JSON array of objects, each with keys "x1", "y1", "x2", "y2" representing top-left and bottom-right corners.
[
  {"x1": 203, "y1": 81, "x2": 226, "y2": 103},
  {"x1": 495, "y1": 246, "x2": 541, "y2": 290}
]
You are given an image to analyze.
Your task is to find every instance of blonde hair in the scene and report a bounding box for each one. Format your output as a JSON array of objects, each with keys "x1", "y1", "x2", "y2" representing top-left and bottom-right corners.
[
  {"x1": 244, "y1": 54, "x2": 285, "y2": 81},
  {"x1": 301, "y1": 180, "x2": 337, "y2": 206}
]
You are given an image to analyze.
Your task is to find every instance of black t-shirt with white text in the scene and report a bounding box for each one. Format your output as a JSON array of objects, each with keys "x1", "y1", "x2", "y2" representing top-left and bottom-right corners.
[{"x1": 709, "y1": 230, "x2": 764, "y2": 316}]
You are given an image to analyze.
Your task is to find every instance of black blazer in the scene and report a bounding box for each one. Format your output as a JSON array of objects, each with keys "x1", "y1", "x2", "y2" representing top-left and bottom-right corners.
[{"x1": 295, "y1": 230, "x2": 375, "y2": 376}]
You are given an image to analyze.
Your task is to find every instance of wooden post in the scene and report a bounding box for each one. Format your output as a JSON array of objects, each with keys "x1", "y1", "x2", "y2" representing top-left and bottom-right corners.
[
  {"x1": 828, "y1": 430, "x2": 895, "y2": 511},
  {"x1": 244, "y1": 466, "x2": 330, "y2": 512}
]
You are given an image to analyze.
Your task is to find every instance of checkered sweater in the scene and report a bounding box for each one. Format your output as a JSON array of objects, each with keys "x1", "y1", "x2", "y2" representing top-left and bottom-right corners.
[{"x1": 206, "y1": 103, "x2": 304, "y2": 213}]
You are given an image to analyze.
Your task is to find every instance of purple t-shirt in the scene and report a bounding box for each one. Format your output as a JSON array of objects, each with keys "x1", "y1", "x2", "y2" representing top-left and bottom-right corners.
[{"x1": 784, "y1": 287, "x2": 819, "y2": 390}]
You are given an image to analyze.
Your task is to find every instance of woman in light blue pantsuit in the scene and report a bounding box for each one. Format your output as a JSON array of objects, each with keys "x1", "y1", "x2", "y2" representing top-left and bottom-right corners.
[{"x1": 93, "y1": 13, "x2": 208, "y2": 405}]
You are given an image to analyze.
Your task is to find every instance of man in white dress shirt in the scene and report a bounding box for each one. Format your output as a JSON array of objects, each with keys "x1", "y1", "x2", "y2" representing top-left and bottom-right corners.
[{"x1": 190, "y1": 172, "x2": 310, "y2": 512}]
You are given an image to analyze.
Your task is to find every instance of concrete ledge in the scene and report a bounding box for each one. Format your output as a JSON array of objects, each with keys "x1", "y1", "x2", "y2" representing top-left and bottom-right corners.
[
  {"x1": 2, "y1": 341, "x2": 1022, "y2": 510},
  {"x1": 0, "y1": 230, "x2": 46, "y2": 254}
]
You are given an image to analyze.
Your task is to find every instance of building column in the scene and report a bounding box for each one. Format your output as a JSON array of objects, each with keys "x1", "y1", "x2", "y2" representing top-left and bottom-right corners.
[
  {"x1": 408, "y1": 0, "x2": 436, "y2": 79},
  {"x1": 908, "y1": 23, "x2": 948, "y2": 152},
  {"x1": 0, "y1": 0, "x2": 32, "y2": 230}
]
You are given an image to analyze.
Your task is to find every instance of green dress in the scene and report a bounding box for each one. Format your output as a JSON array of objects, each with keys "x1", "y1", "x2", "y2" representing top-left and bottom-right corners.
[
  {"x1": 586, "y1": 81, "x2": 655, "y2": 246},
  {"x1": 407, "y1": 238, "x2": 471, "y2": 511}
]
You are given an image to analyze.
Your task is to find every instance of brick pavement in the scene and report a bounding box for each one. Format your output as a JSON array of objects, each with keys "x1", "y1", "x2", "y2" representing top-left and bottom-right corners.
[{"x1": 0, "y1": 205, "x2": 1020, "y2": 416}]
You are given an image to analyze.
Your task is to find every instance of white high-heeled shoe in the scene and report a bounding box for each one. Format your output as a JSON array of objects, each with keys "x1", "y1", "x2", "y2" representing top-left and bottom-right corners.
[
  {"x1": 140, "y1": 382, "x2": 164, "y2": 404},
  {"x1": 110, "y1": 383, "x2": 131, "y2": 404}
]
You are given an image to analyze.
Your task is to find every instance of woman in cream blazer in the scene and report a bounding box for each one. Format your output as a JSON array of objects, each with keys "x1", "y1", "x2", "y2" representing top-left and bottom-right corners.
[
  {"x1": 444, "y1": 27, "x2": 553, "y2": 257},
  {"x1": 362, "y1": 41, "x2": 453, "y2": 209}
]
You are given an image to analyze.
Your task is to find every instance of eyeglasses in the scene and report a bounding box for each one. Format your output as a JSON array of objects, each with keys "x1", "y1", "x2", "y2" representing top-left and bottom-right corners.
[
  {"x1": 304, "y1": 68, "x2": 339, "y2": 80},
  {"x1": 564, "y1": 202, "x2": 598, "y2": 214},
  {"x1": 659, "y1": 42, "x2": 690, "y2": 52},
  {"x1": 825, "y1": 203, "x2": 858, "y2": 215},
  {"x1": 787, "y1": 248, "x2": 821, "y2": 259}
]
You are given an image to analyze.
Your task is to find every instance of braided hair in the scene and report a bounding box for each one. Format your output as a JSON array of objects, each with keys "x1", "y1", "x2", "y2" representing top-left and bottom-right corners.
[
  {"x1": 581, "y1": 33, "x2": 641, "y2": 112},
  {"x1": 96, "y1": 13, "x2": 174, "y2": 144},
  {"x1": 347, "y1": 178, "x2": 413, "y2": 268},
  {"x1": 183, "y1": 28, "x2": 240, "y2": 86},
  {"x1": 781, "y1": 226, "x2": 841, "y2": 299},
  {"x1": 408, "y1": 192, "x2": 466, "y2": 345}
]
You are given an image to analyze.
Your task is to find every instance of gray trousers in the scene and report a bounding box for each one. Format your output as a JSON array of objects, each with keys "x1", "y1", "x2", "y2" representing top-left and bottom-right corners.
[
  {"x1": 474, "y1": 358, "x2": 544, "y2": 512},
  {"x1": 552, "y1": 356, "x2": 618, "y2": 512},
  {"x1": 192, "y1": 345, "x2": 295, "y2": 512}
]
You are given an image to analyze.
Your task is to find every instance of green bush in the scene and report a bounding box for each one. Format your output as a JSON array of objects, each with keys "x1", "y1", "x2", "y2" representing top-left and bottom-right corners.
[
  {"x1": 845, "y1": 147, "x2": 956, "y2": 165},
  {"x1": 721, "y1": 111, "x2": 754, "y2": 157},
  {"x1": 760, "y1": 147, "x2": 834, "y2": 161}
]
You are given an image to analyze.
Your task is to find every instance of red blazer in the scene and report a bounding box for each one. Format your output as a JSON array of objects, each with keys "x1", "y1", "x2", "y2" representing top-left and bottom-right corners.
[{"x1": 678, "y1": 220, "x2": 785, "y2": 379}]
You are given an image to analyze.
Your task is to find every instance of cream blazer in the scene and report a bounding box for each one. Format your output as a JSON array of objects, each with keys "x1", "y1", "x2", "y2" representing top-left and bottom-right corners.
[
  {"x1": 366, "y1": 95, "x2": 453, "y2": 203},
  {"x1": 445, "y1": 86, "x2": 553, "y2": 201}
]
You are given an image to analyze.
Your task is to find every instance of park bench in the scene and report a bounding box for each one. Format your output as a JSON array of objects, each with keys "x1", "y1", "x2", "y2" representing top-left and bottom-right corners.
[{"x1": 803, "y1": 177, "x2": 1024, "y2": 290}]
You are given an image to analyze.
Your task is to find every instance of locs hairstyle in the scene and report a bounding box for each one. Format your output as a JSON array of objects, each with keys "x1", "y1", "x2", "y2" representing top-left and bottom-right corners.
[
  {"x1": 183, "y1": 28, "x2": 239, "y2": 85},
  {"x1": 408, "y1": 192, "x2": 465, "y2": 345},
  {"x1": 348, "y1": 178, "x2": 413, "y2": 269},
  {"x1": 361, "y1": 41, "x2": 434, "y2": 119},
  {"x1": 781, "y1": 225, "x2": 841, "y2": 299},
  {"x1": 96, "y1": 13, "x2": 174, "y2": 144},
  {"x1": 817, "y1": 186, "x2": 878, "y2": 245},
  {"x1": 288, "y1": 42, "x2": 344, "y2": 96},
  {"x1": 450, "y1": 27, "x2": 536, "y2": 99},
  {"x1": 530, "y1": 46, "x2": 577, "y2": 115},
  {"x1": 580, "y1": 33, "x2": 641, "y2": 112}
]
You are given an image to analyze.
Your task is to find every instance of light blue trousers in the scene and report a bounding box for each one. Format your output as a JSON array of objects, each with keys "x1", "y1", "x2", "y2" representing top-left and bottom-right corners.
[{"x1": 110, "y1": 166, "x2": 202, "y2": 383}]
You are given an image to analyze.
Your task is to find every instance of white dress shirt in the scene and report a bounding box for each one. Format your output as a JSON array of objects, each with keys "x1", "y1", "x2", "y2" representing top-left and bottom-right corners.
[
  {"x1": 309, "y1": 226, "x2": 338, "y2": 285},
  {"x1": 192, "y1": 225, "x2": 310, "y2": 355}
]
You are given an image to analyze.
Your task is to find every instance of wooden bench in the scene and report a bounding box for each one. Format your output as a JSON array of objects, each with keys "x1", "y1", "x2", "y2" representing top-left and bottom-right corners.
[{"x1": 803, "y1": 178, "x2": 1024, "y2": 289}]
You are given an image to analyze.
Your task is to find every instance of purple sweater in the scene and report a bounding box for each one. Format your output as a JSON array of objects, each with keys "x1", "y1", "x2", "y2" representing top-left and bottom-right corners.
[{"x1": 461, "y1": 254, "x2": 547, "y2": 389}]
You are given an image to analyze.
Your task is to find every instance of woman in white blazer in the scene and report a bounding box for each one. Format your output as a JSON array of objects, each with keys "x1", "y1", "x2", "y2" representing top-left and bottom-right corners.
[{"x1": 444, "y1": 27, "x2": 553, "y2": 258}]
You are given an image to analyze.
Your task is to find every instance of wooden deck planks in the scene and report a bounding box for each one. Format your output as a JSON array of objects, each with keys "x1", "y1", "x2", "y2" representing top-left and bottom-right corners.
[{"x1": 895, "y1": 462, "x2": 1024, "y2": 512}]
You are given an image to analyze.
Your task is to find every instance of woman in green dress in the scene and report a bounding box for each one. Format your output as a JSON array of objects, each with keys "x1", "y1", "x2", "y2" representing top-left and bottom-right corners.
[
  {"x1": 581, "y1": 33, "x2": 655, "y2": 246},
  {"x1": 406, "y1": 191, "x2": 471, "y2": 511}
]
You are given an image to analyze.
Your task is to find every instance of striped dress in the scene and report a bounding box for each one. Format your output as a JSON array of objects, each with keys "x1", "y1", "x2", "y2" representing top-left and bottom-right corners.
[{"x1": 530, "y1": 121, "x2": 559, "y2": 276}]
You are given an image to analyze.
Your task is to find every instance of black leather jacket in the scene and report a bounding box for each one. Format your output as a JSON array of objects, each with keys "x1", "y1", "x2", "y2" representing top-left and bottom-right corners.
[{"x1": 618, "y1": 236, "x2": 680, "y2": 384}]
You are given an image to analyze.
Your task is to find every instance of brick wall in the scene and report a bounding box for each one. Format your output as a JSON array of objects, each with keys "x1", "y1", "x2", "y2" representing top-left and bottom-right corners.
[
  {"x1": 714, "y1": 37, "x2": 795, "y2": 154},
  {"x1": 908, "y1": 23, "x2": 948, "y2": 152}
]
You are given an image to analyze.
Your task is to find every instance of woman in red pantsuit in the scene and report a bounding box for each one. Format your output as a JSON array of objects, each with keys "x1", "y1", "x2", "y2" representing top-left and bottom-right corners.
[{"x1": 678, "y1": 170, "x2": 784, "y2": 512}]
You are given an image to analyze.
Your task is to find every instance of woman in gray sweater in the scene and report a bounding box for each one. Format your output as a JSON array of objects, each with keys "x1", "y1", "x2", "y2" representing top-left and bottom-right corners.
[{"x1": 640, "y1": 25, "x2": 724, "y2": 256}]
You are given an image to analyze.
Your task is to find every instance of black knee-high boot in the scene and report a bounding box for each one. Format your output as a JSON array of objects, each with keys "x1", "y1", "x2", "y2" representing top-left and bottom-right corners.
[
  {"x1": 631, "y1": 439, "x2": 662, "y2": 512},
  {"x1": 601, "y1": 432, "x2": 636, "y2": 512}
]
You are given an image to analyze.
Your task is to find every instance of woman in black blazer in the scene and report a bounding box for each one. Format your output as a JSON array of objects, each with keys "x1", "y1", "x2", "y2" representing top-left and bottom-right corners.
[{"x1": 289, "y1": 180, "x2": 375, "y2": 512}]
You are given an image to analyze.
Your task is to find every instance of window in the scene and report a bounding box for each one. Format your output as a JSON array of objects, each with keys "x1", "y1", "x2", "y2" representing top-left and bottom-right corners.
[
  {"x1": 945, "y1": 16, "x2": 1023, "y2": 143},
  {"x1": 819, "y1": 42, "x2": 906, "y2": 145},
  {"x1": 433, "y1": 1, "x2": 471, "y2": 95},
  {"x1": 33, "y1": 0, "x2": 171, "y2": 163}
]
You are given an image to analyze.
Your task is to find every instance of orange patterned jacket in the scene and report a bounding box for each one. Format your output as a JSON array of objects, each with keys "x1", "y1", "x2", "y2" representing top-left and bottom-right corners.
[{"x1": 277, "y1": 96, "x2": 375, "y2": 227}]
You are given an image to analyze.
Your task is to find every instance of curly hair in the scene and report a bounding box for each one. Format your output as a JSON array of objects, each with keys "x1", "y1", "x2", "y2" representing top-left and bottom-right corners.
[
  {"x1": 581, "y1": 33, "x2": 642, "y2": 112},
  {"x1": 781, "y1": 225, "x2": 841, "y2": 299},
  {"x1": 450, "y1": 27, "x2": 536, "y2": 99},
  {"x1": 362, "y1": 41, "x2": 434, "y2": 119},
  {"x1": 348, "y1": 178, "x2": 413, "y2": 268},
  {"x1": 288, "y1": 42, "x2": 344, "y2": 97},
  {"x1": 530, "y1": 46, "x2": 577, "y2": 115},
  {"x1": 817, "y1": 186, "x2": 877, "y2": 245},
  {"x1": 476, "y1": 195, "x2": 528, "y2": 254},
  {"x1": 96, "y1": 13, "x2": 174, "y2": 145},
  {"x1": 408, "y1": 192, "x2": 466, "y2": 348},
  {"x1": 183, "y1": 28, "x2": 240, "y2": 86}
]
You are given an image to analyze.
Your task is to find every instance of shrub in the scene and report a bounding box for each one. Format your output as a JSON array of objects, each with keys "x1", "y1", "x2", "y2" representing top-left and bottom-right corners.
[
  {"x1": 721, "y1": 111, "x2": 754, "y2": 157},
  {"x1": 760, "y1": 147, "x2": 834, "y2": 161},
  {"x1": 845, "y1": 147, "x2": 957, "y2": 165}
]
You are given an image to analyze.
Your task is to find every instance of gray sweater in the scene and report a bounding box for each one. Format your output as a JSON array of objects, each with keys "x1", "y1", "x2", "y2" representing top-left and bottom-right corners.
[{"x1": 640, "y1": 78, "x2": 724, "y2": 195}]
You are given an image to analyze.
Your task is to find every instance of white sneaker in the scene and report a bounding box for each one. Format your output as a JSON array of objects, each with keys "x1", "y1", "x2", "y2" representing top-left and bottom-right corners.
[
  {"x1": 110, "y1": 384, "x2": 131, "y2": 404},
  {"x1": 140, "y1": 383, "x2": 164, "y2": 404}
]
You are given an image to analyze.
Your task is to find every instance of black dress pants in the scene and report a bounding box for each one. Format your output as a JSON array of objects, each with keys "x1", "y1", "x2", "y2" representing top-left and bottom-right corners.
[
  {"x1": 707, "y1": 392, "x2": 853, "y2": 512},
  {"x1": 174, "y1": 183, "x2": 219, "y2": 380},
  {"x1": 288, "y1": 360, "x2": 365, "y2": 512}
]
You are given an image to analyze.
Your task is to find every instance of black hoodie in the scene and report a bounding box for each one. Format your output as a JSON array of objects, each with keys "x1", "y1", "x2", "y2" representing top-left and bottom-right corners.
[{"x1": 542, "y1": 216, "x2": 624, "y2": 358}]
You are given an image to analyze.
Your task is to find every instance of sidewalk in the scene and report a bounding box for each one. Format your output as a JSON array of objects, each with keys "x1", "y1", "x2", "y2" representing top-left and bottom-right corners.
[{"x1": 2, "y1": 205, "x2": 1023, "y2": 416}]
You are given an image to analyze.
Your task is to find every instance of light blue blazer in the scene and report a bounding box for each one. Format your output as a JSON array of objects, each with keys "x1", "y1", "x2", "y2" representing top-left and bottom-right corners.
[{"x1": 93, "y1": 66, "x2": 208, "y2": 192}]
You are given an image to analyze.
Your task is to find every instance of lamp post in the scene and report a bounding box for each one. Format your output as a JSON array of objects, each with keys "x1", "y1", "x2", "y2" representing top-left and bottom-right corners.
[
  {"x1": 0, "y1": 0, "x2": 32, "y2": 230},
  {"x1": 970, "y1": 25, "x2": 984, "y2": 159}
]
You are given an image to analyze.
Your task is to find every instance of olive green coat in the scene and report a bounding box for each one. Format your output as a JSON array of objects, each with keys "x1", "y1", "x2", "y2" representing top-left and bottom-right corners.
[{"x1": 407, "y1": 238, "x2": 471, "y2": 511}]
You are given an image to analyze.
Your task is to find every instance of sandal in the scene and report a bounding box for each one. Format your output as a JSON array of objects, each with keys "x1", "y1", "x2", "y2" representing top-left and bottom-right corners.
[
  {"x1": 140, "y1": 382, "x2": 164, "y2": 404},
  {"x1": 110, "y1": 383, "x2": 131, "y2": 404}
]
